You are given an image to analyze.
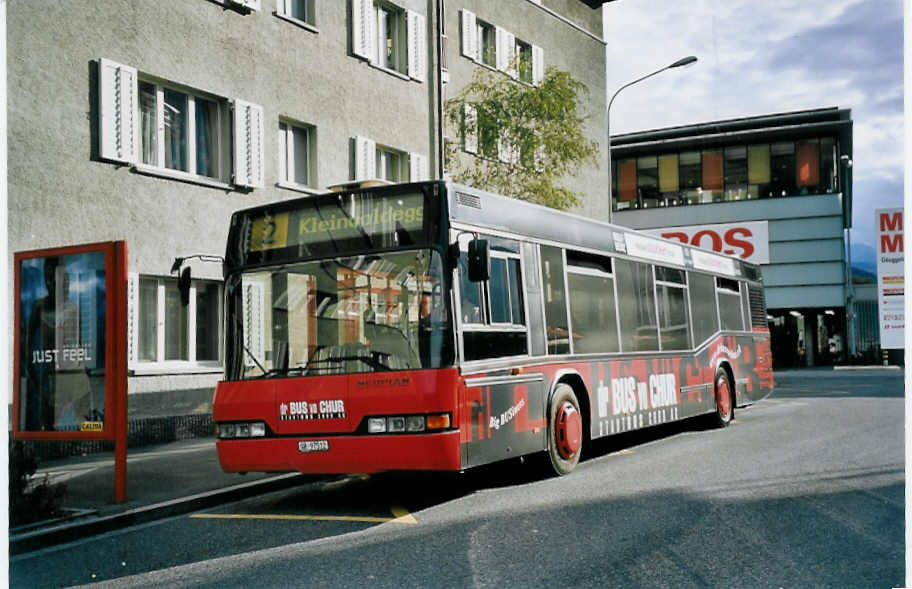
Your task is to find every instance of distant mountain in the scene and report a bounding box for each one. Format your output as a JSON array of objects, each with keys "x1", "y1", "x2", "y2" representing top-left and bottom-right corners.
[{"x1": 851, "y1": 242, "x2": 878, "y2": 277}]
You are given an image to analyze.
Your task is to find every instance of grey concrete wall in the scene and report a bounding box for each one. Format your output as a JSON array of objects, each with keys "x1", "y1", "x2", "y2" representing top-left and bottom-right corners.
[
  {"x1": 8, "y1": 0, "x2": 433, "y2": 399},
  {"x1": 442, "y1": 0, "x2": 609, "y2": 220},
  {"x1": 614, "y1": 193, "x2": 848, "y2": 311}
]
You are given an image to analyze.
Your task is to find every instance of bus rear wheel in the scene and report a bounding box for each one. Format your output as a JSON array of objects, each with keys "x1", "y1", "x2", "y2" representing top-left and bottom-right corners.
[
  {"x1": 546, "y1": 384, "x2": 583, "y2": 476},
  {"x1": 712, "y1": 369, "x2": 734, "y2": 428}
]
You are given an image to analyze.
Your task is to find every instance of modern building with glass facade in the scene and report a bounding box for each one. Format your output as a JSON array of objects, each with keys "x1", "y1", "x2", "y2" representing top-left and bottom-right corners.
[
  {"x1": 7, "y1": 0, "x2": 609, "y2": 420},
  {"x1": 611, "y1": 108, "x2": 854, "y2": 368}
]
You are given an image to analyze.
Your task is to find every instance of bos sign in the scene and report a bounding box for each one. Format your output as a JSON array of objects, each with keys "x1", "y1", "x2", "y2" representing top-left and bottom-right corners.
[
  {"x1": 643, "y1": 221, "x2": 769, "y2": 264},
  {"x1": 876, "y1": 208, "x2": 904, "y2": 349}
]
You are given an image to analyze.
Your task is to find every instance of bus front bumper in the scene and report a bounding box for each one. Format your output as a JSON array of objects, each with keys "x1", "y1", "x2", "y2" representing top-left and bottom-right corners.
[{"x1": 216, "y1": 430, "x2": 462, "y2": 474}]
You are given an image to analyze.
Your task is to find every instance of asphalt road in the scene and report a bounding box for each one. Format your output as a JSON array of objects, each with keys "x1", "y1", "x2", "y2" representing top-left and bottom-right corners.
[{"x1": 10, "y1": 369, "x2": 904, "y2": 588}]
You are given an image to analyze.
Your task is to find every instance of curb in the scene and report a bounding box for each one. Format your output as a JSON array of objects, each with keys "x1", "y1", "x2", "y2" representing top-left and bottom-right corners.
[
  {"x1": 10, "y1": 473, "x2": 306, "y2": 556},
  {"x1": 833, "y1": 365, "x2": 902, "y2": 371}
]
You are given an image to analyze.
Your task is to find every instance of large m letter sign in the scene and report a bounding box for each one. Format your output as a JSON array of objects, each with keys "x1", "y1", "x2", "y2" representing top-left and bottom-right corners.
[{"x1": 876, "y1": 209, "x2": 904, "y2": 349}]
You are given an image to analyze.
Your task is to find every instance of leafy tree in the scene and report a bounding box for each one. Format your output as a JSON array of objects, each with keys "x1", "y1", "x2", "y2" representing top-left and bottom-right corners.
[{"x1": 445, "y1": 65, "x2": 599, "y2": 210}]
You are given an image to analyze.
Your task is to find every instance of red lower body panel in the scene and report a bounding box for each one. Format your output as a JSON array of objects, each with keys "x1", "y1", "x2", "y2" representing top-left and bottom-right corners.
[{"x1": 217, "y1": 431, "x2": 462, "y2": 474}]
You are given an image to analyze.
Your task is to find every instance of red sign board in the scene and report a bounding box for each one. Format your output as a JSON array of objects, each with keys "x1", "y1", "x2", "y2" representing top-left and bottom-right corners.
[{"x1": 13, "y1": 241, "x2": 128, "y2": 501}]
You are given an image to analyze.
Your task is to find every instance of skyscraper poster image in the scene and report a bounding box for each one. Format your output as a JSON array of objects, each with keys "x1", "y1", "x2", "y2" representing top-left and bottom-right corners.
[{"x1": 14, "y1": 242, "x2": 127, "y2": 439}]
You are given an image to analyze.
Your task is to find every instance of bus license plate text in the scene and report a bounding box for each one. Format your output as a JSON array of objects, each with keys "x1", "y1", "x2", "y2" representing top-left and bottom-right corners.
[{"x1": 298, "y1": 440, "x2": 329, "y2": 453}]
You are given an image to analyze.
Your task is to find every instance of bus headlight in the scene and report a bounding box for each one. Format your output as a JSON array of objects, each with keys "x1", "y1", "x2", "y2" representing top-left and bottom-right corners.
[
  {"x1": 365, "y1": 413, "x2": 450, "y2": 434},
  {"x1": 218, "y1": 422, "x2": 267, "y2": 439}
]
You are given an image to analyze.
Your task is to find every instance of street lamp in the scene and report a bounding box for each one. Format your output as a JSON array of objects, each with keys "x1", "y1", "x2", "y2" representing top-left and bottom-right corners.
[{"x1": 607, "y1": 56, "x2": 697, "y2": 222}]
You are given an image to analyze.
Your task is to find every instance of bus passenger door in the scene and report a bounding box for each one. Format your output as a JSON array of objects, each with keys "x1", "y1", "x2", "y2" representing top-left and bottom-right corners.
[{"x1": 463, "y1": 374, "x2": 548, "y2": 468}]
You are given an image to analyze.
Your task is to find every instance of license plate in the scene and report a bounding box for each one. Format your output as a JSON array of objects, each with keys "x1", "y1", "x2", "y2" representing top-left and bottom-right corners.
[{"x1": 298, "y1": 440, "x2": 329, "y2": 453}]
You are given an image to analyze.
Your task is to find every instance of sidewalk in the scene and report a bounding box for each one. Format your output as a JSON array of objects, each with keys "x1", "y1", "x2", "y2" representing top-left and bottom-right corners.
[{"x1": 9, "y1": 438, "x2": 309, "y2": 555}]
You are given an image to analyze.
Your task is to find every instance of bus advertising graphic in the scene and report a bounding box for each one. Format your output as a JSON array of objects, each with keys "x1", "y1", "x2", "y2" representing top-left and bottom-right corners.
[{"x1": 209, "y1": 181, "x2": 772, "y2": 477}]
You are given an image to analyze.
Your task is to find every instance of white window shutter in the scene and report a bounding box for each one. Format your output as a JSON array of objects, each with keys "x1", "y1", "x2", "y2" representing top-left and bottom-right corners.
[
  {"x1": 354, "y1": 136, "x2": 376, "y2": 180},
  {"x1": 532, "y1": 44, "x2": 544, "y2": 85},
  {"x1": 505, "y1": 32, "x2": 517, "y2": 79},
  {"x1": 495, "y1": 27, "x2": 507, "y2": 72},
  {"x1": 98, "y1": 58, "x2": 138, "y2": 164},
  {"x1": 463, "y1": 105, "x2": 478, "y2": 154},
  {"x1": 127, "y1": 272, "x2": 139, "y2": 365},
  {"x1": 233, "y1": 99, "x2": 265, "y2": 188},
  {"x1": 276, "y1": 0, "x2": 290, "y2": 16},
  {"x1": 409, "y1": 153, "x2": 428, "y2": 181},
  {"x1": 243, "y1": 281, "x2": 265, "y2": 368},
  {"x1": 461, "y1": 10, "x2": 477, "y2": 60},
  {"x1": 235, "y1": 0, "x2": 261, "y2": 10},
  {"x1": 352, "y1": 0, "x2": 375, "y2": 61},
  {"x1": 497, "y1": 133, "x2": 509, "y2": 163},
  {"x1": 407, "y1": 10, "x2": 426, "y2": 82}
]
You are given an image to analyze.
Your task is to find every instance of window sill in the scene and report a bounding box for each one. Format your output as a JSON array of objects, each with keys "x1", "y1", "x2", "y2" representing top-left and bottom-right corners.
[
  {"x1": 276, "y1": 181, "x2": 323, "y2": 195},
  {"x1": 352, "y1": 52, "x2": 418, "y2": 82},
  {"x1": 368, "y1": 62, "x2": 412, "y2": 82},
  {"x1": 133, "y1": 164, "x2": 234, "y2": 190},
  {"x1": 274, "y1": 13, "x2": 319, "y2": 33},
  {"x1": 129, "y1": 362, "x2": 223, "y2": 377}
]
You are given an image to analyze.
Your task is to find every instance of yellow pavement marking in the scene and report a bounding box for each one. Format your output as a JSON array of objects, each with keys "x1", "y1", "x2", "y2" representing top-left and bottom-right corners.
[
  {"x1": 617, "y1": 449, "x2": 635, "y2": 455},
  {"x1": 191, "y1": 506, "x2": 417, "y2": 525},
  {"x1": 390, "y1": 506, "x2": 418, "y2": 524}
]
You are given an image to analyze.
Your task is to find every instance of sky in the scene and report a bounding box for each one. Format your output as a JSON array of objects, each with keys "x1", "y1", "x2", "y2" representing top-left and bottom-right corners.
[{"x1": 602, "y1": 0, "x2": 904, "y2": 260}]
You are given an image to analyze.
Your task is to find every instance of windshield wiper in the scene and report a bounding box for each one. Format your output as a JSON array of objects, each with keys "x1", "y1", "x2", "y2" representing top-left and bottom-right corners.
[{"x1": 299, "y1": 353, "x2": 392, "y2": 375}]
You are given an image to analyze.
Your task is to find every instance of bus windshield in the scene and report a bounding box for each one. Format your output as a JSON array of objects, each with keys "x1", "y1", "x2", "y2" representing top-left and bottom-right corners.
[{"x1": 228, "y1": 249, "x2": 452, "y2": 380}]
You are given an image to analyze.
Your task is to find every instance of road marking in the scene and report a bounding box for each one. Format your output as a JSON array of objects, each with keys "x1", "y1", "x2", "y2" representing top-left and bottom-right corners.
[
  {"x1": 191, "y1": 506, "x2": 418, "y2": 525},
  {"x1": 617, "y1": 449, "x2": 635, "y2": 455},
  {"x1": 390, "y1": 506, "x2": 418, "y2": 524}
]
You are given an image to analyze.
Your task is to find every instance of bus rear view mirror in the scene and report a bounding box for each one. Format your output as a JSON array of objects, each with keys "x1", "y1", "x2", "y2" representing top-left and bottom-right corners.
[
  {"x1": 468, "y1": 239, "x2": 490, "y2": 282},
  {"x1": 178, "y1": 267, "x2": 191, "y2": 307}
]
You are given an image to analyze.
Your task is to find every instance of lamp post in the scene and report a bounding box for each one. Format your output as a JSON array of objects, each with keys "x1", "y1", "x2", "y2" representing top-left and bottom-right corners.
[{"x1": 607, "y1": 56, "x2": 697, "y2": 223}]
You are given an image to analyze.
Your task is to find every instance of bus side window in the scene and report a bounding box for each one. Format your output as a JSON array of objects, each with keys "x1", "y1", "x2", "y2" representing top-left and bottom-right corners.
[
  {"x1": 566, "y1": 250, "x2": 618, "y2": 354},
  {"x1": 689, "y1": 272, "x2": 718, "y2": 346},
  {"x1": 717, "y1": 277, "x2": 744, "y2": 331},
  {"x1": 655, "y1": 266, "x2": 690, "y2": 351},
  {"x1": 458, "y1": 253, "x2": 484, "y2": 324},
  {"x1": 614, "y1": 258, "x2": 659, "y2": 352},
  {"x1": 540, "y1": 245, "x2": 570, "y2": 355},
  {"x1": 459, "y1": 237, "x2": 528, "y2": 361}
]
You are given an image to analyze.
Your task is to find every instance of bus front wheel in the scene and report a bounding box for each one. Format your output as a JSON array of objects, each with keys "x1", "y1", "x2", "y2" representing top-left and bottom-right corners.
[
  {"x1": 546, "y1": 384, "x2": 583, "y2": 476},
  {"x1": 712, "y1": 369, "x2": 734, "y2": 428}
]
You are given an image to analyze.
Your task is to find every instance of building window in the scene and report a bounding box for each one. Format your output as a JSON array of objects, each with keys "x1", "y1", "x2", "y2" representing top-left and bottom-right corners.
[
  {"x1": 376, "y1": 146, "x2": 406, "y2": 182},
  {"x1": 517, "y1": 39, "x2": 533, "y2": 83},
  {"x1": 376, "y1": 1, "x2": 406, "y2": 73},
  {"x1": 477, "y1": 20, "x2": 496, "y2": 67},
  {"x1": 352, "y1": 0, "x2": 424, "y2": 81},
  {"x1": 276, "y1": 0, "x2": 315, "y2": 26},
  {"x1": 134, "y1": 276, "x2": 221, "y2": 366},
  {"x1": 723, "y1": 146, "x2": 748, "y2": 201},
  {"x1": 353, "y1": 135, "x2": 427, "y2": 182},
  {"x1": 138, "y1": 81, "x2": 229, "y2": 181},
  {"x1": 637, "y1": 156, "x2": 660, "y2": 208},
  {"x1": 278, "y1": 120, "x2": 315, "y2": 188},
  {"x1": 769, "y1": 141, "x2": 795, "y2": 198}
]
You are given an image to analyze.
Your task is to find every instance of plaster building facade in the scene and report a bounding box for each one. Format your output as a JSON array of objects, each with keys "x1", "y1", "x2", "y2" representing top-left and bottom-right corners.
[
  {"x1": 7, "y1": 0, "x2": 609, "y2": 419},
  {"x1": 611, "y1": 108, "x2": 855, "y2": 369}
]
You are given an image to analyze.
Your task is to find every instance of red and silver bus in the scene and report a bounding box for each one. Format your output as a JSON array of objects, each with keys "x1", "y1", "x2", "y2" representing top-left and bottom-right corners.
[{"x1": 211, "y1": 180, "x2": 773, "y2": 476}]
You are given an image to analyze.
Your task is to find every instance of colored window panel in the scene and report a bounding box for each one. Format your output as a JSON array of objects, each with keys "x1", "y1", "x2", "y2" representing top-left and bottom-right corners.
[
  {"x1": 658, "y1": 154, "x2": 679, "y2": 193},
  {"x1": 618, "y1": 159, "x2": 637, "y2": 202},
  {"x1": 796, "y1": 140, "x2": 819, "y2": 187},
  {"x1": 748, "y1": 144, "x2": 771, "y2": 184},
  {"x1": 702, "y1": 150, "x2": 723, "y2": 190}
]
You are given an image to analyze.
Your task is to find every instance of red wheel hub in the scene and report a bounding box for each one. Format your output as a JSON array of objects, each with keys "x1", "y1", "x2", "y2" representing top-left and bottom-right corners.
[
  {"x1": 555, "y1": 401, "x2": 582, "y2": 459},
  {"x1": 717, "y1": 378, "x2": 732, "y2": 419}
]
